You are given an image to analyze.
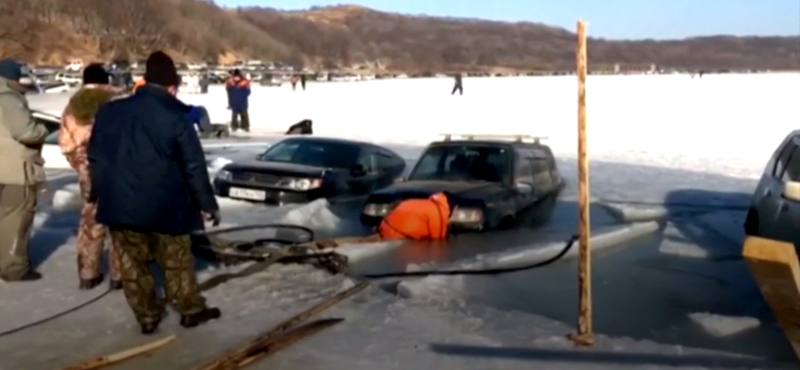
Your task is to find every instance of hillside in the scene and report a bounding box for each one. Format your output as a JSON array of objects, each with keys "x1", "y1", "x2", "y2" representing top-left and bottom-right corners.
[{"x1": 1, "y1": 0, "x2": 798, "y2": 71}]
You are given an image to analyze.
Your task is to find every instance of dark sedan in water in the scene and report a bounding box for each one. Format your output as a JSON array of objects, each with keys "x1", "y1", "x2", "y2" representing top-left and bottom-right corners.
[{"x1": 213, "y1": 137, "x2": 406, "y2": 205}]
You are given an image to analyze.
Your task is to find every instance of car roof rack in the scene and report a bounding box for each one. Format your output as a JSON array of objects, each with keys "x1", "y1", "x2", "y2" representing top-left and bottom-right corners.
[{"x1": 439, "y1": 133, "x2": 548, "y2": 144}]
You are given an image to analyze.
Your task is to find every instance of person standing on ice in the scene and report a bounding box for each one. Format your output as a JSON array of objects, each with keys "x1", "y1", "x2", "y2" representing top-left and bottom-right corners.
[
  {"x1": 0, "y1": 59, "x2": 49, "y2": 282},
  {"x1": 451, "y1": 72, "x2": 463, "y2": 95},
  {"x1": 88, "y1": 51, "x2": 221, "y2": 334},
  {"x1": 300, "y1": 73, "x2": 307, "y2": 91},
  {"x1": 59, "y1": 63, "x2": 124, "y2": 290},
  {"x1": 226, "y1": 69, "x2": 250, "y2": 133}
]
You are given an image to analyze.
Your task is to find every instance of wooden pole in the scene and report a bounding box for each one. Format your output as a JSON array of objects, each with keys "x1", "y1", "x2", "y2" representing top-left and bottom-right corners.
[{"x1": 568, "y1": 19, "x2": 594, "y2": 347}]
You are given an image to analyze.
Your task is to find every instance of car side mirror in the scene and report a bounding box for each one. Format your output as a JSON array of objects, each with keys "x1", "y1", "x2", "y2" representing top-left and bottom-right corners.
[
  {"x1": 351, "y1": 165, "x2": 366, "y2": 177},
  {"x1": 515, "y1": 182, "x2": 533, "y2": 194},
  {"x1": 783, "y1": 181, "x2": 800, "y2": 202}
]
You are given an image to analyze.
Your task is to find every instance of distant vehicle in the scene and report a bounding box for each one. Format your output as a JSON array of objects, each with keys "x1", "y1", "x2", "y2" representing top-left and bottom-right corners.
[
  {"x1": 55, "y1": 72, "x2": 82, "y2": 86},
  {"x1": 65, "y1": 60, "x2": 83, "y2": 72},
  {"x1": 361, "y1": 134, "x2": 564, "y2": 231},
  {"x1": 745, "y1": 130, "x2": 800, "y2": 244},
  {"x1": 213, "y1": 137, "x2": 406, "y2": 205}
]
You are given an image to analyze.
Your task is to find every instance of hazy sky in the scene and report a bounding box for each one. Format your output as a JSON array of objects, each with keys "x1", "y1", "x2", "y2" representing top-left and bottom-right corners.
[{"x1": 216, "y1": 0, "x2": 800, "y2": 39}]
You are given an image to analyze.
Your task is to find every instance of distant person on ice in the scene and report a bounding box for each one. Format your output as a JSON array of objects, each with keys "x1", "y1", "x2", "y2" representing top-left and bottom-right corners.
[
  {"x1": 226, "y1": 69, "x2": 251, "y2": 133},
  {"x1": 89, "y1": 51, "x2": 222, "y2": 334},
  {"x1": 0, "y1": 59, "x2": 50, "y2": 282},
  {"x1": 300, "y1": 73, "x2": 307, "y2": 90},
  {"x1": 451, "y1": 72, "x2": 463, "y2": 95},
  {"x1": 59, "y1": 63, "x2": 124, "y2": 290},
  {"x1": 291, "y1": 74, "x2": 299, "y2": 91}
]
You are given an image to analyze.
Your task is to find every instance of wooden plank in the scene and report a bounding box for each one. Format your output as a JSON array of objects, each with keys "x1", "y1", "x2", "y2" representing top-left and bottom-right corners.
[
  {"x1": 60, "y1": 335, "x2": 176, "y2": 370},
  {"x1": 742, "y1": 236, "x2": 800, "y2": 361},
  {"x1": 193, "y1": 281, "x2": 369, "y2": 370},
  {"x1": 235, "y1": 319, "x2": 343, "y2": 369}
]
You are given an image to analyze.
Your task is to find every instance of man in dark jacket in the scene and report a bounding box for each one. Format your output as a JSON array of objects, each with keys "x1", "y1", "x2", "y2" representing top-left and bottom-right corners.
[
  {"x1": 88, "y1": 51, "x2": 221, "y2": 334},
  {"x1": 226, "y1": 69, "x2": 250, "y2": 132}
]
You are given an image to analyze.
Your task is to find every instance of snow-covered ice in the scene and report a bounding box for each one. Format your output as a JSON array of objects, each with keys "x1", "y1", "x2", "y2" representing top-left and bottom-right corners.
[{"x1": 8, "y1": 74, "x2": 799, "y2": 369}]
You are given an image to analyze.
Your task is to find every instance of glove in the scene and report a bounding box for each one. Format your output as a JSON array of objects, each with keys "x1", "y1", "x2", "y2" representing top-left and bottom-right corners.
[{"x1": 204, "y1": 210, "x2": 221, "y2": 226}]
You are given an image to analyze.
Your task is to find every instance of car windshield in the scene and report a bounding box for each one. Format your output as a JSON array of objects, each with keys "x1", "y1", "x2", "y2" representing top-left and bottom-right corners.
[
  {"x1": 258, "y1": 140, "x2": 360, "y2": 169},
  {"x1": 408, "y1": 145, "x2": 509, "y2": 182}
]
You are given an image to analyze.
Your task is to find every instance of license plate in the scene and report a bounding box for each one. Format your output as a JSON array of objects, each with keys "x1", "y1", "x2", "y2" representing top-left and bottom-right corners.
[{"x1": 229, "y1": 187, "x2": 267, "y2": 201}]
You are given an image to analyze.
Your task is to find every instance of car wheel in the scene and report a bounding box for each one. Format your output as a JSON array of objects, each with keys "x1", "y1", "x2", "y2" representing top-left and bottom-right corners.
[{"x1": 744, "y1": 208, "x2": 759, "y2": 235}]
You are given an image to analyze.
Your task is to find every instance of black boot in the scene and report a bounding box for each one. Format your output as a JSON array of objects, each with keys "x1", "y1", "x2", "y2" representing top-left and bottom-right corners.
[
  {"x1": 140, "y1": 319, "x2": 161, "y2": 335},
  {"x1": 180, "y1": 307, "x2": 221, "y2": 328},
  {"x1": 79, "y1": 274, "x2": 103, "y2": 290},
  {"x1": 21, "y1": 271, "x2": 42, "y2": 281},
  {"x1": 109, "y1": 279, "x2": 123, "y2": 290}
]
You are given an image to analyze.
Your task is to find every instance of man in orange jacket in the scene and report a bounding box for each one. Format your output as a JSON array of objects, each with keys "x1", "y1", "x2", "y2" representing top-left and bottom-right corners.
[
  {"x1": 305, "y1": 193, "x2": 453, "y2": 264},
  {"x1": 378, "y1": 192, "x2": 451, "y2": 241}
]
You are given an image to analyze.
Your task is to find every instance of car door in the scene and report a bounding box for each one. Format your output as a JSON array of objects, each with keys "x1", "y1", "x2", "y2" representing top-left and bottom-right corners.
[
  {"x1": 348, "y1": 149, "x2": 379, "y2": 195},
  {"x1": 756, "y1": 138, "x2": 798, "y2": 240},
  {"x1": 773, "y1": 138, "x2": 800, "y2": 243}
]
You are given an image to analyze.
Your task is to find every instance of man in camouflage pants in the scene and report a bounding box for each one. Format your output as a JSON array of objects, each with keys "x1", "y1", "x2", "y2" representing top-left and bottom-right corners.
[
  {"x1": 89, "y1": 52, "x2": 221, "y2": 334},
  {"x1": 60, "y1": 64, "x2": 123, "y2": 290}
]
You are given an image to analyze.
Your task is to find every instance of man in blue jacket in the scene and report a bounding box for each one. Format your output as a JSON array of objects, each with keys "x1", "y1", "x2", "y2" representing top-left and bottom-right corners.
[
  {"x1": 226, "y1": 69, "x2": 250, "y2": 132},
  {"x1": 88, "y1": 51, "x2": 221, "y2": 334}
]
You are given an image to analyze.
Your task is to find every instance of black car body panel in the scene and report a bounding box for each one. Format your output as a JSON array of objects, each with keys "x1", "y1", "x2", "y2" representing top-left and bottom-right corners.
[
  {"x1": 361, "y1": 137, "x2": 563, "y2": 230},
  {"x1": 213, "y1": 137, "x2": 405, "y2": 205}
]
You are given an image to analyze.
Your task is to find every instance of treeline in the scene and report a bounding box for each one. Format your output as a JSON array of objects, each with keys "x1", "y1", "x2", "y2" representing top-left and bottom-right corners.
[{"x1": 0, "y1": 1, "x2": 797, "y2": 71}]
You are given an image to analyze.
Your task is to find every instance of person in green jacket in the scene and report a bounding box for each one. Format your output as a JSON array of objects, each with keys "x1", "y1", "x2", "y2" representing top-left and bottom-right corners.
[{"x1": 0, "y1": 59, "x2": 51, "y2": 282}]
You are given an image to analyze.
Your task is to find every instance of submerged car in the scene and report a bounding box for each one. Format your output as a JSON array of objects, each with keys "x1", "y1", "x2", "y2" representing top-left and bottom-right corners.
[
  {"x1": 744, "y1": 130, "x2": 800, "y2": 244},
  {"x1": 361, "y1": 134, "x2": 564, "y2": 231},
  {"x1": 213, "y1": 137, "x2": 406, "y2": 205}
]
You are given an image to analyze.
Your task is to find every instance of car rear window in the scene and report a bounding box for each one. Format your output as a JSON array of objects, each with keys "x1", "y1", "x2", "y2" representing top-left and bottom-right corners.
[{"x1": 258, "y1": 140, "x2": 360, "y2": 169}]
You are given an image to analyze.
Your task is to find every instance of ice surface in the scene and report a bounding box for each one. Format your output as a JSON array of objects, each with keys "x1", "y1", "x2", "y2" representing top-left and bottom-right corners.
[
  {"x1": 11, "y1": 75, "x2": 800, "y2": 369},
  {"x1": 34, "y1": 74, "x2": 798, "y2": 180},
  {"x1": 51, "y1": 183, "x2": 82, "y2": 212},
  {"x1": 689, "y1": 313, "x2": 761, "y2": 337},
  {"x1": 397, "y1": 275, "x2": 466, "y2": 299}
]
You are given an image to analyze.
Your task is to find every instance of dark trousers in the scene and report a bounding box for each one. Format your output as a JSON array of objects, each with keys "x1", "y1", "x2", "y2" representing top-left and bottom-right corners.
[
  {"x1": 451, "y1": 83, "x2": 463, "y2": 95},
  {"x1": 231, "y1": 110, "x2": 250, "y2": 132}
]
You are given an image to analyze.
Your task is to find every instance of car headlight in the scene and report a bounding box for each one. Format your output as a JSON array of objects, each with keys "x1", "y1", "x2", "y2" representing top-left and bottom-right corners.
[
  {"x1": 275, "y1": 178, "x2": 323, "y2": 191},
  {"x1": 450, "y1": 207, "x2": 483, "y2": 223},
  {"x1": 215, "y1": 170, "x2": 232, "y2": 181},
  {"x1": 363, "y1": 203, "x2": 392, "y2": 217}
]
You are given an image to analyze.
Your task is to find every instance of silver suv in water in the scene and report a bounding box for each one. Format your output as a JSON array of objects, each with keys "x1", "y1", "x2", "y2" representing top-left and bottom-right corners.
[{"x1": 745, "y1": 130, "x2": 800, "y2": 243}]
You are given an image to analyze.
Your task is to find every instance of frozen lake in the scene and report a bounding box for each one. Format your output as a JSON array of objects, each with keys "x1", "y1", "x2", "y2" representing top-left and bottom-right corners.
[{"x1": 6, "y1": 73, "x2": 798, "y2": 369}]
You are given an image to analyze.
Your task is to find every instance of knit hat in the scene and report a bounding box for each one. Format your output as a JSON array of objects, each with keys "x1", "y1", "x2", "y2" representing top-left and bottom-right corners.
[
  {"x1": 83, "y1": 63, "x2": 110, "y2": 85},
  {"x1": 143, "y1": 51, "x2": 179, "y2": 86},
  {"x1": 0, "y1": 59, "x2": 22, "y2": 82}
]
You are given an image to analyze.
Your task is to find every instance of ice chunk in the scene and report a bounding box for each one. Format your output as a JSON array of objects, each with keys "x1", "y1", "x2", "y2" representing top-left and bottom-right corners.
[
  {"x1": 598, "y1": 202, "x2": 668, "y2": 222},
  {"x1": 325, "y1": 240, "x2": 405, "y2": 264},
  {"x1": 688, "y1": 312, "x2": 760, "y2": 337},
  {"x1": 396, "y1": 275, "x2": 465, "y2": 299},
  {"x1": 51, "y1": 184, "x2": 83, "y2": 212},
  {"x1": 659, "y1": 241, "x2": 709, "y2": 258},
  {"x1": 279, "y1": 198, "x2": 340, "y2": 231}
]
